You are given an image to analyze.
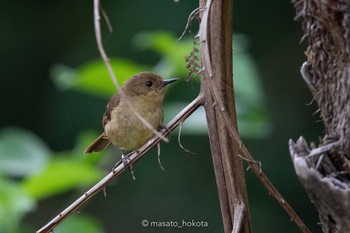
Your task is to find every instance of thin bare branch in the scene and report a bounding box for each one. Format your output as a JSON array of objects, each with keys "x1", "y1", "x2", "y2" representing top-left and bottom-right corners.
[
  {"x1": 237, "y1": 154, "x2": 262, "y2": 173},
  {"x1": 99, "y1": 3, "x2": 113, "y2": 33},
  {"x1": 93, "y1": 0, "x2": 118, "y2": 89},
  {"x1": 206, "y1": 80, "x2": 311, "y2": 232},
  {"x1": 177, "y1": 7, "x2": 205, "y2": 42},
  {"x1": 36, "y1": 95, "x2": 204, "y2": 233}
]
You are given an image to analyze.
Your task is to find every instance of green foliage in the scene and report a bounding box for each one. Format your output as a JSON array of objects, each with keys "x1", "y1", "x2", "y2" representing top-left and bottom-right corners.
[
  {"x1": 50, "y1": 31, "x2": 270, "y2": 138},
  {"x1": 54, "y1": 214, "x2": 103, "y2": 233},
  {"x1": 0, "y1": 128, "x2": 50, "y2": 177},
  {"x1": 1, "y1": 31, "x2": 270, "y2": 233},
  {"x1": 0, "y1": 128, "x2": 104, "y2": 233},
  {"x1": 0, "y1": 177, "x2": 35, "y2": 233},
  {"x1": 133, "y1": 31, "x2": 194, "y2": 77},
  {"x1": 51, "y1": 59, "x2": 150, "y2": 98},
  {"x1": 233, "y1": 34, "x2": 271, "y2": 137},
  {"x1": 22, "y1": 156, "x2": 103, "y2": 199}
]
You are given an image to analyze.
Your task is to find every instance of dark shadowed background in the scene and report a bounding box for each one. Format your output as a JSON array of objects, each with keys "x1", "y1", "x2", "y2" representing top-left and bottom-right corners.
[{"x1": 0, "y1": 0, "x2": 322, "y2": 232}]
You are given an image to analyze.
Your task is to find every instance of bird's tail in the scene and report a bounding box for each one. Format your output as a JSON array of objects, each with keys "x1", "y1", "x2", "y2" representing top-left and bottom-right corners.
[{"x1": 84, "y1": 133, "x2": 111, "y2": 154}]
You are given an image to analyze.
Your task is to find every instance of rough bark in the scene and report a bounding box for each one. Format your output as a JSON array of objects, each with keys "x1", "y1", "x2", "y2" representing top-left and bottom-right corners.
[{"x1": 290, "y1": 1, "x2": 350, "y2": 232}]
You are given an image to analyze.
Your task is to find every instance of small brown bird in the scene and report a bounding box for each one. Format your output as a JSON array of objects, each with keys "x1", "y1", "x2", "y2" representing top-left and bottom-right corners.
[{"x1": 84, "y1": 72, "x2": 177, "y2": 157}]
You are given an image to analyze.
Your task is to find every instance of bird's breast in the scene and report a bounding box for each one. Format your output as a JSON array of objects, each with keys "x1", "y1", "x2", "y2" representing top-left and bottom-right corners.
[{"x1": 104, "y1": 99, "x2": 163, "y2": 151}]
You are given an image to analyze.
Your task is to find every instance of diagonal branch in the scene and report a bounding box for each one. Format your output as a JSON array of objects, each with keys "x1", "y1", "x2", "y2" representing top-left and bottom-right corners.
[
  {"x1": 36, "y1": 95, "x2": 204, "y2": 233},
  {"x1": 37, "y1": 2, "x2": 205, "y2": 232}
]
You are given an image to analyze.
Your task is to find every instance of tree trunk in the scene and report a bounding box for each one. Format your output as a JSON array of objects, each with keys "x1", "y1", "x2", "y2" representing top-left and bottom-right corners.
[{"x1": 290, "y1": 1, "x2": 350, "y2": 232}]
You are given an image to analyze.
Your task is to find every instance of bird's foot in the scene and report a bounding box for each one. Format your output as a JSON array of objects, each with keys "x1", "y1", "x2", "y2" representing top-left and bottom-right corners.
[
  {"x1": 122, "y1": 152, "x2": 136, "y2": 180},
  {"x1": 111, "y1": 151, "x2": 136, "y2": 180}
]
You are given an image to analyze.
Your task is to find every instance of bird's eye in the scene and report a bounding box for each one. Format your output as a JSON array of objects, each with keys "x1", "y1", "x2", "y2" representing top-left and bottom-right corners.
[{"x1": 145, "y1": 81, "x2": 153, "y2": 87}]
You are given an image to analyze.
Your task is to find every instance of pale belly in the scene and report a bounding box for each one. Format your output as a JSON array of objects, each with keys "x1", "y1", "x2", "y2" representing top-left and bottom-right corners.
[{"x1": 104, "y1": 103, "x2": 163, "y2": 151}]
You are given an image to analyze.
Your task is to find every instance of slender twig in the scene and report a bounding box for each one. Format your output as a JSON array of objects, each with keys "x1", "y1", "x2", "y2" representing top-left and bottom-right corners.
[
  {"x1": 99, "y1": 3, "x2": 113, "y2": 33},
  {"x1": 93, "y1": 0, "x2": 168, "y2": 143},
  {"x1": 177, "y1": 6, "x2": 205, "y2": 42},
  {"x1": 36, "y1": 95, "x2": 204, "y2": 233},
  {"x1": 156, "y1": 142, "x2": 164, "y2": 171},
  {"x1": 206, "y1": 76, "x2": 312, "y2": 232},
  {"x1": 178, "y1": 121, "x2": 196, "y2": 155},
  {"x1": 93, "y1": 0, "x2": 118, "y2": 89}
]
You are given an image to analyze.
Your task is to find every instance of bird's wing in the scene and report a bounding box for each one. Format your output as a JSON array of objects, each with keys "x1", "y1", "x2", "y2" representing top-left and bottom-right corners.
[{"x1": 102, "y1": 93, "x2": 121, "y2": 127}]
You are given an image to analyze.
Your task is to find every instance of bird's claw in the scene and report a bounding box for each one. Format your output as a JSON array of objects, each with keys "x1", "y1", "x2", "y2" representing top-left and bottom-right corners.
[{"x1": 122, "y1": 153, "x2": 136, "y2": 180}]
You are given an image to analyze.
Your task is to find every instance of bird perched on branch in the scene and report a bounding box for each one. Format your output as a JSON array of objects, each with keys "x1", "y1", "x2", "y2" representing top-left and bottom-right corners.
[{"x1": 84, "y1": 72, "x2": 177, "y2": 162}]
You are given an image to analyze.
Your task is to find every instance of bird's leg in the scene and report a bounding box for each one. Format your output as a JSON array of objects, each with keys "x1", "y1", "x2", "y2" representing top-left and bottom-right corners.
[
  {"x1": 121, "y1": 150, "x2": 136, "y2": 180},
  {"x1": 111, "y1": 150, "x2": 136, "y2": 180},
  {"x1": 112, "y1": 150, "x2": 133, "y2": 169}
]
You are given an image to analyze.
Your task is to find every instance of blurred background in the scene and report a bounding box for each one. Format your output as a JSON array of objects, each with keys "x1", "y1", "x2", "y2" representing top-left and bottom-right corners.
[{"x1": 0, "y1": 0, "x2": 323, "y2": 232}]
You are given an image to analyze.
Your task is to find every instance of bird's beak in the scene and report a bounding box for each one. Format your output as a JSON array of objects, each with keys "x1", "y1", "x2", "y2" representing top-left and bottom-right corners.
[{"x1": 162, "y1": 78, "x2": 178, "y2": 87}]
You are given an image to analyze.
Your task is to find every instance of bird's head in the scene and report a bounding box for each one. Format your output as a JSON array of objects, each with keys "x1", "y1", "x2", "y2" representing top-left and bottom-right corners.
[{"x1": 123, "y1": 72, "x2": 178, "y2": 97}]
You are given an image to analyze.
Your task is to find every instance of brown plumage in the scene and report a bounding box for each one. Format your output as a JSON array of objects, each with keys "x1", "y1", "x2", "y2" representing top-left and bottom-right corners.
[{"x1": 84, "y1": 72, "x2": 177, "y2": 154}]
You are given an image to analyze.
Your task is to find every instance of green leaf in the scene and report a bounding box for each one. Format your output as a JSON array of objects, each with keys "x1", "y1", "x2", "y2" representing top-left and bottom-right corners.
[
  {"x1": 233, "y1": 34, "x2": 264, "y2": 106},
  {"x1": 133, "y1": 31, "x2": 195, "y2": 77},
  {"x1": 0, "y1": 177, "x2": 35, "y2": 233},
  {"x1": 22, "y1": 156, "x2": 103, "y2": 199},
  {"x1": 51, "y1": 59, "x2": 150, "y2": 97},
  {"x1": 233, "y1": 34, "x2": 272, "y2": 137},
  {"x1": 55, "y1": 214, "x2": 104, "y2": 233},
  {"x1": 0, "y1": 128, "x2": 50, "y2": 177},
  {"x1": 144, "y1": 32, "x2": 271, "y2": 137},
  {"x1": 50, "y1": 31, "x2": 271, "y2": 138},
  {"x1": 164, "y1": 103, "x2": 207, "y2": 135},
  {"x1": 72, "y1": 131, "x2": 105, "y2": 165}
]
